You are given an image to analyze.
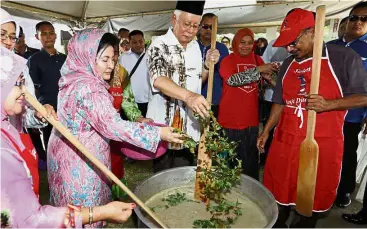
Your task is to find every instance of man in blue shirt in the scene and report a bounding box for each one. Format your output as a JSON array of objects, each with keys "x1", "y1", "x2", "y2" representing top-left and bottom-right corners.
[
  {"x1": 328, "y1": 1, "x2": 367, "y2": 211},
  {"x1": 198, "y1": 13, "x2": 229, "y2": 118},
  {"x1": 28, "y1": 21, "x2": 66, "y2": 164}
]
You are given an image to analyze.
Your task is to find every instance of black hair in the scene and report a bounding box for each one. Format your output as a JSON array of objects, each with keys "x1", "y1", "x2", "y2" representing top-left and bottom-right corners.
[
  {"x1": 19, "y1": 26, "x2": 24, "y2": 37},
  {"x1": 35, "y1": 21, "x2": 54, "y2": 33},
  {"x1": 118, "y1": 28, "x2": 129, "y2": 35},
  {"x1": 97, "y1": 33, "x2": 119, "y2": 57},
  {"x1": 350, "y1": 1, "x2": 367, "y2": 15},
  {"x1": 221, "y1": 36, "x2": 230, "y2": 43},
  {"x1": 340, "y1": 16, "x2": 349, "y2": 26},
  {"x1": 201, "y1": 13, "x2": 216, "y2": 23},
  {"x1": 128, "y1": 30, "x2": 144, "y2": 40},
  {"x1": 257, "y1": 38, "x2": 268, "y2": 46}
]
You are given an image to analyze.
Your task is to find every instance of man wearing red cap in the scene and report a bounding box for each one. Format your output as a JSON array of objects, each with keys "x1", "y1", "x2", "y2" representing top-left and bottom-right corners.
[{"x1": 257, "y1": 8, "x2": 367, "y2": 227}]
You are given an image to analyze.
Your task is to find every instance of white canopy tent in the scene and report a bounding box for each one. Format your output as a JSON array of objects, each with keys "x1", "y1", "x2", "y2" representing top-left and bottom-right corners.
[
  {"x1": 2, "y1": 0, "x2": 361, "y2": 31},
  {"x1": 1, "y1": 0, "x2": 362, "y2": 50}
]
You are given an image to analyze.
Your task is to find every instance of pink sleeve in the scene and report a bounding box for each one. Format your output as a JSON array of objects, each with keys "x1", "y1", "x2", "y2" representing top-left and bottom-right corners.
[
  {"x1": 81, "y1": 91, "x2": 161, "y2": 152},
  {"x1": 1, "y1": 147, "x2": 82, "y2": 228}
]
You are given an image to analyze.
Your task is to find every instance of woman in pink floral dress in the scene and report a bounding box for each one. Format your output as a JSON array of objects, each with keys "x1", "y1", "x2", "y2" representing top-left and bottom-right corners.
[
  {"x1": 47, "y1": 29, "x2": 182, "y2": 227},
  {"x1": 0, "y1": 46, "x2": 135, "y2": 228}
]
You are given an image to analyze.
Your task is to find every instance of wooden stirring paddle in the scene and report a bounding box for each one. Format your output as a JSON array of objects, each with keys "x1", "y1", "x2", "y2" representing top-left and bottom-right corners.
[
  {"x1": 194, "y1": 16, "x2": 218, "y2": 202},
  {"x1": 295, "y1": 5, "x2": 326, "y2": 217},
  {"x1": 23, "y1": 88, "x2": 169, "y2": 229}
]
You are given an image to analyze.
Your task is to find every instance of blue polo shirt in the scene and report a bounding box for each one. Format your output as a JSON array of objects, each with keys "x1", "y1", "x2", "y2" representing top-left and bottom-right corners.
[
  {"x1": 199, "y1": 41, "x2": 229, "y2": 105},
  {"x1": 28, "y1": 49, "x2": 67, "y2": 110},
  {"x1": 328, "y1": 33, "x2": 367, "y2": 123}
]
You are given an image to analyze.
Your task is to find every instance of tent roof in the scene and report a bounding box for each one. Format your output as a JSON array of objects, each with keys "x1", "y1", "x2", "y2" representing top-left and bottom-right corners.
[{"x1": 2, "y1": 0, "x2": 361, "y2": 31}]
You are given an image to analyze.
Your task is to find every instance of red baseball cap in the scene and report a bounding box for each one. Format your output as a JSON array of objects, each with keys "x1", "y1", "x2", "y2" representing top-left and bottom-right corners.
[{"x1": 273, "y1": 8, "x2": 315, "y2": 47}]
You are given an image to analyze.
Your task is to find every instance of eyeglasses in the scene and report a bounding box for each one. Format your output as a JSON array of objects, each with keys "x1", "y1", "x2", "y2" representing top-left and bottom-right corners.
[
  {"x1": 1, "y1": 33, "x2": 18, "y2": 43},
  {"x1": 349, "y1": 15, "x2": 367, "y2": 23},
  {"x1": 201, "y1": 24, "x2": 212, "y2": 30},
  {"x1": 176, "y1": 18, "x2": 200, "y2": 30},
  {"x1": 286, "y1": 29, "x2": 308, "y2": 48}
]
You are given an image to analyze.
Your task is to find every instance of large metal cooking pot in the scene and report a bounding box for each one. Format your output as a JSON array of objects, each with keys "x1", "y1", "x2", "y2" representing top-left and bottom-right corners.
[{"x1": 134, "y1": 166, "x2": 278, "y2": 228}]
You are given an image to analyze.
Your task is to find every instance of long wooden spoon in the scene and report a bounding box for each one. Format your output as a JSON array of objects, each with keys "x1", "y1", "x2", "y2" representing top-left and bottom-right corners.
[
  {"x1": 295, "y1": 5, "x2": 326, "y2": 217},
  {"x1": 194, "y1": 16, "x2": 218, "y2": 202}
]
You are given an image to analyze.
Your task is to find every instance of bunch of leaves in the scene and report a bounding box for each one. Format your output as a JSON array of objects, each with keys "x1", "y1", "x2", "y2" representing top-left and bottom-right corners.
[
  {"x1": 173, "y1": 129, "x2": 198, "y2": 154},
  {"x1": 151, "y1": 192, "x2": 200, "y2": 212},
  {"x1": 1, "y1": 210, "x2": 10, "y2": 228},
  {"x1": 193, "y1": 200, "x2": 242, "y2": 229},
  {"x1": 195, "y1": 112, "x2": 243, "y2": 228},
  {"x1": 195, "y1": 112, "x2": 242, "y2": 202},
  {"x1": 163, "y1": 192, "x2": 189, "y2": 207},
  {"x1": 111, "y1": 177, "x2": 128, "y2": 200},
  {"x1": 166, "y1": 111, "x2": 243, "y2": 228}
]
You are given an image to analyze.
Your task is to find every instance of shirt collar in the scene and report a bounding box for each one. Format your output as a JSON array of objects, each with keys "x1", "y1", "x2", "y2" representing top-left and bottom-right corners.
[
  {"x1": 359, "y1": 32, "x2": 367, "y2": 41},
  {"x1": 41, "y1": 48, "x2": 59, "y2": 56},
  {"x1": 343, "y1": 32, "x2": 367, "y2": 44},
  {"x1": 198, "y1": 39, "x2": 210, "y2": 48}
]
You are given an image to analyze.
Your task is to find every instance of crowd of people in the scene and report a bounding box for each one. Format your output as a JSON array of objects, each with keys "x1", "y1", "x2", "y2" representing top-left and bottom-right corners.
[{"x1": 1, "y1": 0, "x2": 367, "y2": 228}]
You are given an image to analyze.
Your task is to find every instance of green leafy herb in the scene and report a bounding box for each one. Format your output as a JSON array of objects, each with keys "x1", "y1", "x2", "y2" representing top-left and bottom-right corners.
[
  {"x1": 156, "y1": 111, "x2": 243, "y2": 228},
  {"x1": 162, "y1": 192, "x2": 188, "y2": 207}
]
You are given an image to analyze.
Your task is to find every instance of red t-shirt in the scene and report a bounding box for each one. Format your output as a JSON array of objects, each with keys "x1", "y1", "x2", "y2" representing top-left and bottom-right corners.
[{"x1": 218, "y1": 52, "x2": 264, "y2": 129}]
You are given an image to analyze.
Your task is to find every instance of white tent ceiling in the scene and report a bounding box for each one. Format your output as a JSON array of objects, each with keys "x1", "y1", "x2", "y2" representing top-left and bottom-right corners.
[{"x1": 1, "y1": 0, "x2": 362, "y2": 32}]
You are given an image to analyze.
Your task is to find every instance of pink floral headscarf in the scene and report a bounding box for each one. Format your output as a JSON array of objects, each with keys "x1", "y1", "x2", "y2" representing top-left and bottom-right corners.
[
  {"x1": 1, "y1": 46, "x2": 27, "y2": 149},
  {"x1": 0, "y1": 8, "x2": 20, "y2": 38},
  {"x1": 59, "y1": 28, "x2": 109, "y2": 90}
]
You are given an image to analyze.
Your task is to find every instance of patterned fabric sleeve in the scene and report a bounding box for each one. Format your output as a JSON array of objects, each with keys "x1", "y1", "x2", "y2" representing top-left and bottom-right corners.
[
  {"x1": 81, "y1": 91, "x2": 161, "y2": 152},
  {"x1": 121, "y1": 82, "x2": 143, "y2": 122},
  {"x1": 226, "y1": 67, "x2": 261, "y2": 87},
  {"x1": 147, "y1": 43, "x2": 168, "y2": 93},
  {"x1": 1, "y1": 146, "x2": 82, "y2": 228}
]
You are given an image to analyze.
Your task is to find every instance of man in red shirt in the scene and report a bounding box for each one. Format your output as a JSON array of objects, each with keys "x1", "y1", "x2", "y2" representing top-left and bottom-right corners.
[{"x1": 257, "y1": 9, "x2": 367, "y2": 227}]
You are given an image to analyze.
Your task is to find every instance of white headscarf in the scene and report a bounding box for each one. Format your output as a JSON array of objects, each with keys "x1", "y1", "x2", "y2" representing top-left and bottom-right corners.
[{"x1": 0, "y1": 8, "x2": 20, "y2": 38}]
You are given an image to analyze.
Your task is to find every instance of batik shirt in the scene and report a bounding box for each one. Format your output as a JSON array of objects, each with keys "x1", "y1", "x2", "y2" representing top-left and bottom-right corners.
[{"x1": 146, "y1": 28, "x2": 203, "y2": 146}]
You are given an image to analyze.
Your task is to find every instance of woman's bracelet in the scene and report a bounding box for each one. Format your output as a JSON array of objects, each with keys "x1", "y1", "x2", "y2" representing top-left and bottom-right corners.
[{"x1": 88, "y1": 207, "x2": 94, "y2": 225}]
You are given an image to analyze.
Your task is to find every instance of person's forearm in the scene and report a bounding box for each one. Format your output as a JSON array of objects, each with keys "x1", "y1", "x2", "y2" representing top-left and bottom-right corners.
[
  {"x1": 202, "y1": 68, "x2": 209, "y2": 83},
  {"x1": 328, "y1": 94, "x2": 367, "y2": 111},
  {"x1": 80, "y1": 206, "x2": 105, "y2": 225},
  {"x1": 263, "y1": 103, "x2": 284, "y2": 133},
  {"x1": 153, "y1": 76, "x2": 191, "y2": 102}
]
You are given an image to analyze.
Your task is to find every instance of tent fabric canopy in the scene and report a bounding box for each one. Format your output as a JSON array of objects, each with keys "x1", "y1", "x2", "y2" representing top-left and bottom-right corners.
[
  {"x1": 2, "y1": 0, "x2": 361, "y2": 33},
  {"x1": 103, "y1": 1, "x2": 359, "y2": 33}
]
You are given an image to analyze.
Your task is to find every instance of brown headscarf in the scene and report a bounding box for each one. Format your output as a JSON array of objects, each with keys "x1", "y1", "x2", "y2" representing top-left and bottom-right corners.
[{"x1": 232, "y1": 28, "x2": 255, "y2": 56}]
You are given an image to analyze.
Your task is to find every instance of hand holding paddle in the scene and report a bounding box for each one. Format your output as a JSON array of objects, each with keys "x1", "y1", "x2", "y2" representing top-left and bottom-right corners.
[{"x1": 296, "y1": 5, "x2": 326, "y2": 217}]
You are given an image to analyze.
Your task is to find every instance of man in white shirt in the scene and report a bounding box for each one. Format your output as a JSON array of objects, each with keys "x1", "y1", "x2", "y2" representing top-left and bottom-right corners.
[
  {"x1": 147, "y1": 0, "x2": 220, "y2": 172},
  {"x1": 119, "y1": 30, "x2": 150, "y2": 116}
]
